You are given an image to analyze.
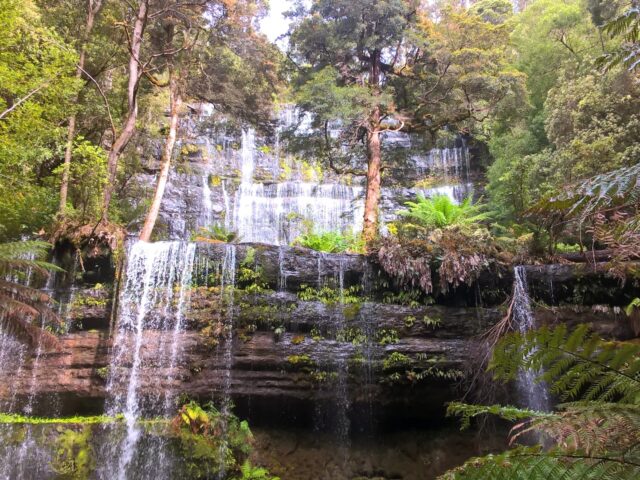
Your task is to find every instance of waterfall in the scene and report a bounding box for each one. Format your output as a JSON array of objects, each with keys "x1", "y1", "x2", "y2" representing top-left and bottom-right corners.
[
  {"x1": 414, "y1": 147, "x2": 470, "y2": 179},
  {"x1": 419, "y1": 183, "x2": 474, "y2": 205},
  {"x1": 104, "y1": 240, "x2": 196, "y2": 479},
  {"x1": 241, "y1": 128, "x2": 256, "y2": 184},
  {"x1": 512, "y1": 266, "x2": 550, "y2": 412},
  {"x1": 217, "y1": 244, "x2": 236, "y2": 479},
  {"x1": 229, "y1": 124, "x2": 364, "y2": 245},
  {"x1": 233, "y1": 182, "x2": 364, "y2": 245},
  {"x1": 200, "y1": 172, "x2": 213, "y2": 230}
]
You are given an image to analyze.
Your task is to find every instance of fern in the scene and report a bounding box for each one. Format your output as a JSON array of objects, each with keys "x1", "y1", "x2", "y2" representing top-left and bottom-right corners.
[
  {"x1": 440, "y1": 446, "x2": 640, "y2": 480},
  {"x1": 489, "y1": 324, "x2": 640, "y2": 404},
  {"x1": 442, "y1": 325, "x2": 640, "y2": 479},
  {"x1": 397, "y1": 194, "x2": 489, "y2": 230},
  {"x1": 0, "y1": 241, "x2": 62, "y2": 350},
  {"x1": 597, "y1": 1, "x2": 640, "y2": 71},
  {"x1": 532, "y1": 163, "x2": 640, "y2": 221}
]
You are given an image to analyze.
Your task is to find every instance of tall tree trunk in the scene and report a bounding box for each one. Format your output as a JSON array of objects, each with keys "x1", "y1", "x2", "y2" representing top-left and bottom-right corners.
[
  {"x1": 363, "y1": 112, "x2": 382, "y2": 243},
  {"x1": 58, "y1": 0, "x2": 102, "y2": 215},
  {"x1": 100, "y1": 0, "x2": 148, "y2": 222},
  {"x1": 139, "y1": 68, "x2": 181, "y2": 242},
  {"x1": 363, "y1": 49, "x2": 383, "y2": 243}
]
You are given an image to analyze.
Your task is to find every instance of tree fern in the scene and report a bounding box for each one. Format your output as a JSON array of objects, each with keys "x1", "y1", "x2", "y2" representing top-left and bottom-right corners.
[
  {"x1": 532, "y1": 163, "x2": 640, "y2": 221},
  {"x1": 489, "y1": 324, "x2": 640, "y2": 404},
  {"x1": 0, "y1": 241, "x2": 62, "y2": 350},
  {"x1": 397, "y1": 194, "x2": 489, "y2": 230},
  {"x1": 597, "y1": 1, "x2": 640, "y2": 71},
  {"x1": 441, "y1": 325, "x2": 640, "y2": 479}
]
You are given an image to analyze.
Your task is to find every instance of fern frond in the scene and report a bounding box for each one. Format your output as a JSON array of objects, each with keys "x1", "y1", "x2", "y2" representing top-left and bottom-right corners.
[
  {"x1": 438, "y1": 446, "x2": 640, "y2": 480},
  {"x1": 489, "y1": 324, "x2": 640, "y2": 405}
]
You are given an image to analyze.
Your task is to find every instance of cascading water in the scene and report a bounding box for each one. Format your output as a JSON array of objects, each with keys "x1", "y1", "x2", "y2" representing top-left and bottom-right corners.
[
  {"x1": 234, "y1": 183, "x2": 364, "y2": 245},
  {"x1": 230, "y1": 126, "x2": 364, "y2": 245},
  {"x1": 103, "y1": 240, "x2": 196, "y2": 479},
  {"x1": 414, "y1": 147, "x2": 470, "y2": 179},
  {"x1": 217, "y1": 244, "x2": 236, "y2": 479},
  {"x1": 512, "y1": 266, "x2": 550, "y2": 412}
]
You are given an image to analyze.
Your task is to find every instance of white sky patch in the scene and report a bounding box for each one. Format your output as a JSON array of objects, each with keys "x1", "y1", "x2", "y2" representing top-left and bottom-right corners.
[{"x1": 260, "y1": 0, "x2": 292, "y2": 46}]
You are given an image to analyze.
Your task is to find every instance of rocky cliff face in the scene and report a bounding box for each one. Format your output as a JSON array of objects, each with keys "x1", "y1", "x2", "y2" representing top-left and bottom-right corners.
[{"x1": 3, "y1": 243, "x2": 633, "y2": 427}]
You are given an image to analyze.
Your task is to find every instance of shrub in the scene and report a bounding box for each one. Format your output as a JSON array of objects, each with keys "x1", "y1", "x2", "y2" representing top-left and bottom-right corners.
[
  {"x1": 293, "y1": 230, "x2": 363, "y2": 253},
  {"x1": 397, "y1": 194, "x2": 489, "y2": 231}
]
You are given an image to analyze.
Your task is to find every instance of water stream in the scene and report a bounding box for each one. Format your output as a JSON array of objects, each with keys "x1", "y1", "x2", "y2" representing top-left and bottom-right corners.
[
  {"x1": 104, "y1": 240, "x2": 196, "y2": 479},
  {"x1": 512, "y1": 266, "x2": 550, "y2": 412}
]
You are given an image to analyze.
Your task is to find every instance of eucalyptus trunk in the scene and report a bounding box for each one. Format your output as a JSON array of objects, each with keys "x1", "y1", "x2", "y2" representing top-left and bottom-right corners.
[
  {"x1": 363, "y1": 113, "x2": 382, "y2": 243},
  {"x1": 139, "y1": 69, "x2": 181, "y2": 242},
  {"x1": 362, "y1": 49, "x2": 383, "y2": 243},
  {"x1": 100, "y1": 0, "x2": 148, "y2": 222},
  {"x1": 58, "y1": 0, "x2": 102, "y2": 215}
]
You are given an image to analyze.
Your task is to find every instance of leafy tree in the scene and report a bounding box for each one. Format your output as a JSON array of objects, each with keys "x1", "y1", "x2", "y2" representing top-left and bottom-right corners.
[
  {"x1": 288, "y1": 0, "x2": 417, "y2": 242},
  {"x1": 0, "y1": 0, "x2": 79, "y2": 240},
  {"x1": 139, "y1": 0, "x2": 280, "y2": 241},
  {"x1": 288, "y1": 0, "x2": 522, "y2": 243}
]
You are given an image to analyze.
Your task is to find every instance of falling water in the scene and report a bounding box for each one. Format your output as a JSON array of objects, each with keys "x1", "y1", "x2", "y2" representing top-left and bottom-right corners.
[
  {"x1": 104, "y1": 240, "x2": 196, "y2": 479},
  {"x1": 200, "y1": 172, "x2": 214, "y2": 230},
  {"x1": 419, "y1": 183, "x2": 474, "y2": 205},
  {"x1": 512, "y1": 266, "x2": 550, "y2": 412},
  {"x1": 414, "y1": 147, "x2": 470, "y2": 179},
  {"x1": 217, "y1": 244, "x2": 236, "y2": 479},
  {"x1": 241, "y1": 129, "x2": 256, "y2": 184},
  {"x1": 230, "y1": 125, "x2": 364, "y2": 245},
  {"x1": 234, "y1": 182, "x2": 364, "y2": 245}
]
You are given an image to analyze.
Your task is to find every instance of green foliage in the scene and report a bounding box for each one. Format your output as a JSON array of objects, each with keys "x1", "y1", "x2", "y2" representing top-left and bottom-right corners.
[
  {"x1": 376, "y1": 328, "x2": 400, "y2": 346},
  {"x1": 50, "y1": 427, "x2": 95, "y2": 479},
  {"x1": 296, "y1": 284, "x2": 361, "y2": 305},
  {"x1": 293, "y1": 230, "x2": 363, "y2": 254},
  {"x1": 172, "y1": 401, "x2": 254, "y2": 479},
  {"x1": 383, "y1": 352, "x2": 412, "y2": 370},
  {"x1": 0, "y1": 0, "x2": 80, "y2": 240},
  {"x1": 598, "y1": 2, "x2": 640, "y2": 71},
  {"x1": 490, "y1": 324, "x2": 640, "y2": 403},
  {"x1": 442, "y1": 324, "x2": 640, "y2": 479},
  {"x1": 193, "y1": 225, "x2": 241, "y2": 244},
  {"x1": 53, "y1": 137, "x2": 108, "y2": 222},
  {"x1": 233, "y1": 461, "x2": 280, "y2": 480},
  {"x1": 398, "y1": 195, "x2": 489, "y2": 231}
]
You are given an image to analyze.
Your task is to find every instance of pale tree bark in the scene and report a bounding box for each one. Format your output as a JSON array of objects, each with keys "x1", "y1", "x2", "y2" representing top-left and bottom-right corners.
[
  {"x1": 59, "y1": 0, "x2": 103, "y2": 215},
  {"x1": 139, "y1": 67, "x2": 182, "y2": 242},
  {"x1": 100, "y1": 0, "x2": 149, "y2": 222}
]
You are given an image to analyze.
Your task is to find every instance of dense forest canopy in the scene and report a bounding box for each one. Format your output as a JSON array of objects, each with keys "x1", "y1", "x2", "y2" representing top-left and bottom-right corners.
[
  {"x1": 1, "y1": 0, "x2": 640, "y2": 478},
  {"x1": 0, "y1": 0, "x2": 636, "y2": 252}
]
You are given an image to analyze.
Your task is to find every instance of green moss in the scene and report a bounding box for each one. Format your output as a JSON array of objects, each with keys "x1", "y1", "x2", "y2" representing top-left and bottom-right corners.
[
  {"x1": 0, "y1": 413, "x2": 124, "y2": 425},
  {"x1": 291, "y1": 335, "x2": 305, "y2": 345},
  {"x1": 95, "y1": 366, "x2": 109, "y2": 380},
  {"x1": 285, "y1": 354, "x2": 314, "y2": 367},
  {"x1": 51, "y1": 426, "x2": 95, "y2": 478}
]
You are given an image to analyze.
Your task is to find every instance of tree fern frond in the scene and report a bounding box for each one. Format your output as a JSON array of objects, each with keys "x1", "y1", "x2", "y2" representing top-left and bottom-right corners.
[
  {"x1": 489, "y1": 324, "x2": 640, "y2": 405},
  {"x1": 439, "y1": 447, "x2": 640, "y2": 480}
]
